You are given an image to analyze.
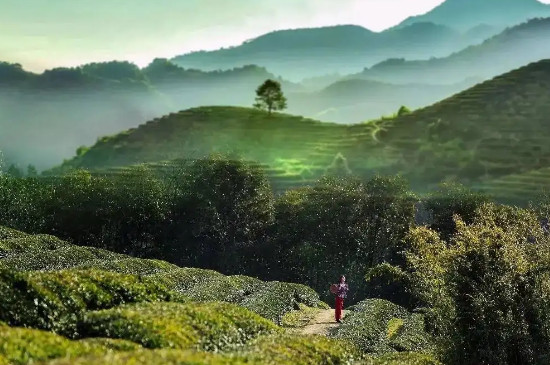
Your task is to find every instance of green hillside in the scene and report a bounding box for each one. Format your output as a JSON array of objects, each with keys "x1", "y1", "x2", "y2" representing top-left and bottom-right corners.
[
  {"x1": 373, "y1": 59, "x2": 550, "y2": 188},
  {"x1": 0, "y1": 226, "x2": 440, "y2": 365},
  {"x1": 51, "y1": 59, "x2": 550, "y2": 202},
  {"x1": 50, "y1": 107, "x2": 388, "y2": 193}
]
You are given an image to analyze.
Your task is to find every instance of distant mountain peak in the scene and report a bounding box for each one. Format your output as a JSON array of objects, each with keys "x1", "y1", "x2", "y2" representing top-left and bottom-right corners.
[{"x1": 395, "y1": 0, "x2": 550, "y2": 31}]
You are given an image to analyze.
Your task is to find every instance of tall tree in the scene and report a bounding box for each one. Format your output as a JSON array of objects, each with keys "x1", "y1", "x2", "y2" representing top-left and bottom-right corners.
[{"x1": 253, "y1": 79, "x2": 287, "y2": 114}]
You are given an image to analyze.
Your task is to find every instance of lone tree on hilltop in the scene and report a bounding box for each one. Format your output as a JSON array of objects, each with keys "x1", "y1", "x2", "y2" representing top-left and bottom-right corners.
[{"x1": 253, "y1": 79, "x2": 287, "y2": 115}]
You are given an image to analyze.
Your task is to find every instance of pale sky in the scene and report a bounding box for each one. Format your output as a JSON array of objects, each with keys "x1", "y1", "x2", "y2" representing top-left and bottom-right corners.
[{"x1": 0, "y1": 0, "x2": 545, "y2": 72}]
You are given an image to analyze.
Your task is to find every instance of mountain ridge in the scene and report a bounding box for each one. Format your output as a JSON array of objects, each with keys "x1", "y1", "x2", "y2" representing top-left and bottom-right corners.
[
  {"x1": 395, "y1": 0, "x2": 550, "y2": 30},
  {"x1": 171, "y1": 21, "x2": 494, "y2": 80}
]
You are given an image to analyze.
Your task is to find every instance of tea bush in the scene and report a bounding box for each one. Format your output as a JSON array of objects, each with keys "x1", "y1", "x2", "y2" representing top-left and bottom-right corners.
[
  {"x1": 43, "y1": 350, "x2": 246, "y2": 365},
  {"x1": 240, "y1": 281, "x2": 321, "y2": 323},
  {"x1": 334, "y1": 299, "x2": 433, "y2": 355},
  {"x1": 148, "y1": 268, "x2": 324, "y2": 323},
  {"x1": 43, "y1": 335, "x2": 363, "y2": 365},
  {"x1": 79, "y1": 301, "x2": 279, "y2": 351},
  {"x1": 0, "y1": 227, "x2": 326, "y2": 325},
  {"x1": 0, "y1": 269, "x2": 184, "y2": 336},
  {"x1": 365, "y1": 352, "x2": 442, "y2": 365},
  {"x1": 242, "y1": 333, "x2": 362, "y2": 365},
  {"x1": 0, "y1": 324, "x2": 133, "y2": 365}
]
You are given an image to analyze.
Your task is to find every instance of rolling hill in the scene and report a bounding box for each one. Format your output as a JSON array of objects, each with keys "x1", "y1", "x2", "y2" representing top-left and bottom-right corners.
[
  {"x1": 359, "y1": 17, "x2": 550, "y2": 84},
  {"x1": 52, "y1": 59, "x2": 550, "y2": 204},
  {"x1": 373, "y1": 59, "x2": 550, "y2": 190},
  {"x1": 171, "y1": 23, "x2": 495, "y2": 81},
  {"x1": 287, "y1": 78, "x2": 478, "y2": 123},
  {"x1": 395, "y1": 0, "x2": 550, "y2": 31},
  {"x1": 0, "y1": 61, "x2": 299, "y2": 170},
  {"x1": 2, "y1": 57, "x2": 481, "y2": 170}
]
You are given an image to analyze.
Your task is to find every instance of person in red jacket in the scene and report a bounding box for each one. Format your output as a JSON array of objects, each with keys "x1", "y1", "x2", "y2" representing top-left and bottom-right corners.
[{"x1": 335, "y1": 275, "x2": 349, "y2": 323}]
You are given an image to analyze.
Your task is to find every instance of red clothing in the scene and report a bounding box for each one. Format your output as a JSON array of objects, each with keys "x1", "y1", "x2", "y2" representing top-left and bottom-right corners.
[{"x1": 335, "y1": 297, "x2": 344, "y2": 321}]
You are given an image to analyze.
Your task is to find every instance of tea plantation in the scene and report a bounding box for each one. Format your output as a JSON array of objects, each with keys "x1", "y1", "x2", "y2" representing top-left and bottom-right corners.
[
  {"x1": 46, "y1": 59, "x2": 550, "y2": 204},
  {"x1": 0, "y1": 226, "x2": 438, "y2": 364}
]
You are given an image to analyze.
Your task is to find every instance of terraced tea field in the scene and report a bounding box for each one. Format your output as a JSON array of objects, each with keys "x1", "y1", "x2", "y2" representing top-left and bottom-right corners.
[
  {"x1": 475, "y1": 167, "x2": 550, "y2": 204},
  {"x1": 49, "y1": 60, "x2": 550, "y2": 203}
]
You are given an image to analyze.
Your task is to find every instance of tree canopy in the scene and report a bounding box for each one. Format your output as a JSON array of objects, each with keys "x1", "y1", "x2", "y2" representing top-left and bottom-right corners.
[{"x1": 253, "y1": 79, "x2": 287, "y2": 114}]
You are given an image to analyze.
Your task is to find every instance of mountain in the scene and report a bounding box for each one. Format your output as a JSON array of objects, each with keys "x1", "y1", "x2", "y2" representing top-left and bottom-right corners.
[
  {"x1": 0, "y1": 60, "x2": 299, "y2": 170},
  {"x1": 396, "y1": 0, "x2": 550, "y2": 31},
  {"x1": 373, "y1": 59, "x2": 550, "y2": 191},
  {"x1": 171, "y1": 23, "x2": 494, "y2": 81},
  {"x1": 52, "y1": 60, "x2": 550, "y2": 203},
  {"x1": 287, "y1": 78, "x2": 478, "y2": 123},
  {"x1": 357, "y1": 17, "x2": 550, "y2": 85}
]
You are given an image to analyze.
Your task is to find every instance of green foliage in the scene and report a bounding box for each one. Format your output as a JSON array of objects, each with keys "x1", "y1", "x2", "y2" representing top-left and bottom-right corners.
[
  {"x1": 43, "y1": 350, "x2": 244, "y2": 365},
  {"x1": 397, "y1": 106, "x2": 411, "y2": 117},
  {"x1": 365, "y1": 352, "x2": 442, "y2": 365},
  {"x1": 407, "y1": 203, "x2": 550, "y2": 365},
  {"x1": 75, "y1": 146, "x2": 89, "y2": 157},
  {"x1": 239, "y1": 281, "x2": 320, "y2": 323},
  {"x1": 0, "y1": 324, "x2": 104, "y2": 365},
  {"x1": 242, "y1": 333, "x2": 362, "y2": 364},
  {"x1": 43, "y1": 334, "x2": 362, "y2": 365},
  {"x1": 149, "y1": 268, "x2": 323, "y2": 324},
  {"x1": 424, "y1": 182, "x2": 490, "y2": 239},
  {"x1": 79, "y1": 302, "x2": 278, "y2": 351},
  {"x1": 365, "y1": 263, "x2": 418, "y2": 310},
  {"x1": 0, "y1": 323, "x2": 140, "y2": 365},
  {"x1": 169, "y1": 156, "x2": 275, "y2": 273},
  {"x1": 0, "y1": 227, "x2": 326, "y2": 326},
  {"x1": 334, "y1": 299, "x2": 433, "y2": 355},
  {"x1": 253, "y1": 79, "x2": 287, "y2": 114},
  {"x1": 273, "y1": 176, "x2": 417, "y2": 303},
  {"x1": 0, "y1": 269, "x2": 183, "y2": 336}
]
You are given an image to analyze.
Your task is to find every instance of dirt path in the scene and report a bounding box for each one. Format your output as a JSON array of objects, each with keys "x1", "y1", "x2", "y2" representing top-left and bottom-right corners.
[{"x1": 300, "y1": 309, "x2": 347, "y2": 336}]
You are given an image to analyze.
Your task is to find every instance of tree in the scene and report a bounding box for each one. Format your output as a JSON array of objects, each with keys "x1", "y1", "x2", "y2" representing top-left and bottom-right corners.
[
  {"x1": 397, "y1": 105, "x2": 411, "y2": 116},
  {"x1": 169, "y1": 156, "x2": 275, "y2": 273},
  {"x1": 253, "y1": 79, "x2": 287, "y2": 114},
  {"x1": 407, "y1": 203, "x2": 550, "y2": 365}
]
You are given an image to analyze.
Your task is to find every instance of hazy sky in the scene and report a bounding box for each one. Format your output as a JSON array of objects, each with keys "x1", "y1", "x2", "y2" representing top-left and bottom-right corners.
[{"x1": 0, "y1": 0, "x2": 546, "y2": 72}]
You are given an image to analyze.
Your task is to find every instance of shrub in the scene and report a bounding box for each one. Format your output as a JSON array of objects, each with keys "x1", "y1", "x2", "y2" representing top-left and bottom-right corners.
[
  {"x1": 150, "y1": 268, "x2": 323, "y2": 324},
  {"x1": 43, "y1": 335, "x2": 362, "y2": 365},
  {"x1": 365, "y1": 263, "x2": 418, "y2": 310},
  {"x1": 423, "y1": 182, "x2": 489, "y2": 239},
  {"x1": 242, "y1": 333, "x2": 362, "y2": 364},
  {"x1": 334, "y1": 299, "x2": 433, "y2": 355},
  {"x1": 79, "y1": 302, "x2": 279, "y2": 351},
  {"x1": 167, "y1": 156, "x2": 275, "y2": 274},
  {"x1": 43, "y1": 350, "x2": 246, "y2": 365},
  {"x1": 240, "y1": 281, "x2": 321, "y2": 323},
  {"x1": 407, "y1": 203, "x2": 550, "y2": 365},
  {"x1": 365, "y1": 352, "x2": 442, "y2": 365},
  {"x1": 0, "y1": 324, "x2": 136, "y2": 365},
  {"x1": 273, "y1": 176, "x2": 417, "y2": 304},
  {"x1": 0, "y1": 269, "x2": 184, "y2": 336}
]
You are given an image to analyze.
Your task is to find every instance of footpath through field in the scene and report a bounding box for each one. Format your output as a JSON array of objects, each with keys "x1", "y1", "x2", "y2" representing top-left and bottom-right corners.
[{"x1": 300, "y1": 309, "x2": 347, "y2": 336}]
